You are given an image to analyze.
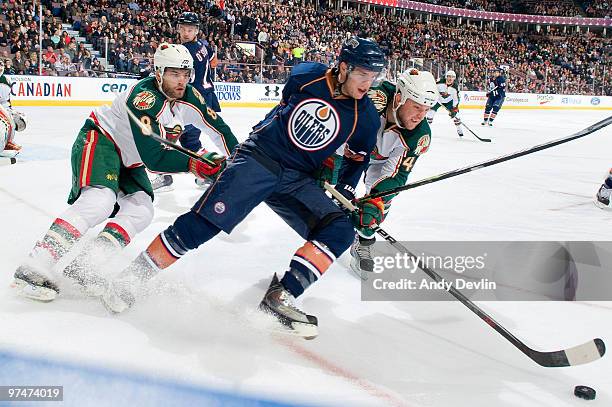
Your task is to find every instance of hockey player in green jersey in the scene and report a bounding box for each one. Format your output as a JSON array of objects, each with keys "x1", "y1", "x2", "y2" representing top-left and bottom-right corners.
[
  {"x1": 349, "y1": 69, "x2": 439, "y2": 278},
  {"x1": 12, "y1": 43, "x2": 238, "y2": 301},
  {"x1": 426, "y1": 70, "x2": 463, "y2": 138}
]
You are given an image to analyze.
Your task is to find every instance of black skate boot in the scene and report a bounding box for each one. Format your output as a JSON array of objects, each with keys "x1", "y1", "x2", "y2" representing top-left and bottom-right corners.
[
  {"x1": 595, "y1": 184, "x2": 612, "y2": 210},
  {"x1": 259, "y1": 274, "x2": 318, "y2": 339},
  {"x1": 349, "y1": 235, "x2": 376, "y2": 280}
]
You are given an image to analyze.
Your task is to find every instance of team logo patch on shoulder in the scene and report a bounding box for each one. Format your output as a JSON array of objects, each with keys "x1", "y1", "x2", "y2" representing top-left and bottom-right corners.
[
  {"x1": 133, "y1": 91, "x2": 156, "y2": 111},
  {"x1": 414, "y1": 134, "x2": 431, "y2": 155},
  {"x1": 288, "y1": 99, "x2": 340, "y2": 151},
  {"x1": 368, "y1": 89, "x2": 387, "y2": 112}
]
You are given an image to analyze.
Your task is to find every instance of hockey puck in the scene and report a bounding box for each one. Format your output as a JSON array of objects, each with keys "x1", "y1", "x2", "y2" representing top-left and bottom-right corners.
[{"x1": 574, "y1": 385, "x2": 596, "y2": 400}]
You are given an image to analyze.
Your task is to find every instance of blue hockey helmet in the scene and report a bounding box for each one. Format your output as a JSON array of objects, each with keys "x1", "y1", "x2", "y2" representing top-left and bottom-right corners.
[
  {"x1": 177, "y1": 12, "x2": 200, "y2": 27},
  {"x1": 338, "y1": 37, "x2": 387, "y2": 73}
]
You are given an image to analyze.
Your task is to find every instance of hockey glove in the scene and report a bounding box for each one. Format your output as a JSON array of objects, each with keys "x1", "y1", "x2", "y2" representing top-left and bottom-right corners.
[
  {"x1": 448, "y1": 107, "x2": 459, "y2": 118},
  {"x1": 313, "y1": 154, "x2": 342, "y2": 187},
  {"x1": 189, "y1": 150, "x2": 226, "y2": 181},
  {"x1": 353, "y1": 197, "x2": 385, "y2": 237}
]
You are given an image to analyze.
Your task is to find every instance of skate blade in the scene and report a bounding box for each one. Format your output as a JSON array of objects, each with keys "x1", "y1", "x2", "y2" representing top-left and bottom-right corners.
[
  {"x1": 291, "y1": 321, "x2": 318, "y2": 340},
  {"x1": 270, "y1": 322, "x2": 318, "y2": 340},
  {"x1": 101, "y1": 296, "x2": 128, "y2": 314},
  {"x1": 349, "y1": 259, "x2": 370, "y2": 281},
  {"x1": 11, "y1": 278, "x2": 57, "y2": 302},
  {"x1": 100, "y1": 288, "x2": 134, "y2": 314},
  {"x1": 594, "y1": 199, "x2": 612, "y2": 211}
]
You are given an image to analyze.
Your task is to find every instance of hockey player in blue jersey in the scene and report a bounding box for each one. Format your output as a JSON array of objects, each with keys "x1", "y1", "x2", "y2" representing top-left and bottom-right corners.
[
  {"x1": 101, "y1": 37, "x2": 387, "y2": 338},
  {"x1": 482, "y1": 67, "x2": 506, "y2": 126},
  {"x1": 151, "y1": 12, "x2": 223, "y2": 191},
  {"x1": 177, "y1": 12, "x2": 220, "y2": 115}
]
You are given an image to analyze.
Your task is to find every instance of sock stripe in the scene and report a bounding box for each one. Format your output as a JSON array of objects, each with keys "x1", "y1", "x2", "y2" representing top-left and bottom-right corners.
[
  {"x1": 103, "y1": 222, "x2": 131, "y2": 246},
  {"x1": 45, "y1": 229, "x2": 71, "y2": 251},
  {"x1": 294, "y1": 241, "x2": 333, "y2": 276},
  {"x1": 160, "y1": 231, "x2": 184, "y2": 258},
  {"x1": 292, "y1": 255, "x2": 323, "y2": 279},
  {"x1": 52, "y1": 218, "x2": 82, "y2": 241},
  {"x1": 311, "y1": 240, "x2": 335, "y2": 262},
  {"x1": 34, "y1": 241, "x2": 61, "y2": 261}
]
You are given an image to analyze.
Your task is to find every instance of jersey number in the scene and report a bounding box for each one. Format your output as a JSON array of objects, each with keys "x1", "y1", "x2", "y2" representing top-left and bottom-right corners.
[
  {"x1": 401, "y1": 156, "x2": 416, "y2": 172},
  {"x1": 139, "y1": 115, "x2": 153, "y2": 136},
  {"x1": 207, "y1": 107, "x2": 217, "y2": 120}
]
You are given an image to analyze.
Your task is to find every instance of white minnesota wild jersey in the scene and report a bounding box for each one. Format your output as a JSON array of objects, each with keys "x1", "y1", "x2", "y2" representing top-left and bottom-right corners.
[
  {"x1": 366, "y1": 81, "x2": 432, "y2": 197},
  {"x1": 90, "y1": 77, "x2": 236, "y2": 169},
  {"x1": 436, "y1": 81, "x2": 459, "y2": 108}
]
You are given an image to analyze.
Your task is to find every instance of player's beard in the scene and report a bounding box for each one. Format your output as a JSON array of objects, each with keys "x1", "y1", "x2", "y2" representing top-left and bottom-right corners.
[{"x1": 162, "y1": 83, "x2": 186, "y2": 100}]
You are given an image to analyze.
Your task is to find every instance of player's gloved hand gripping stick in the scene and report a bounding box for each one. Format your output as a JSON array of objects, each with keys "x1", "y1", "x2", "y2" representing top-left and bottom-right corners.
[{"x1": 124, "y1": 105, "x2": 225, "y2": 180}]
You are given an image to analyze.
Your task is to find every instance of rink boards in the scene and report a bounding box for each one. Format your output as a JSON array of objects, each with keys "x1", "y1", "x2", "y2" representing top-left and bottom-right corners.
[{"x1": 6, "y1": 75, "x2": 612, "y2": 110}]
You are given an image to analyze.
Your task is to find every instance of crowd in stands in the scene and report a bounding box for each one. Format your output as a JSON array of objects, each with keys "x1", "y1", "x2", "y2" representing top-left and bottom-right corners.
[{"x1": 0, "y1": 0, "x2": 609, "y2": 96}]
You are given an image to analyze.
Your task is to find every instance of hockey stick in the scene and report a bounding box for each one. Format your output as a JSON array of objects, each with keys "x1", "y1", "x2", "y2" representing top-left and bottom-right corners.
[
  {"x1": 123, "y1": 106, "x2": 217, "y2": 165},
  {"x1": 461, "y1": 121, "x2": 491, "y2": 143},
  {"x1": 325, "y1": 182, "x2": 606, "y2": 367},
  {"x1": 441, "y1": 104, "x2": 491, "y2": 142},
  {"x1": 361, "y1": 115, "x2": 612, "y2": 202}
]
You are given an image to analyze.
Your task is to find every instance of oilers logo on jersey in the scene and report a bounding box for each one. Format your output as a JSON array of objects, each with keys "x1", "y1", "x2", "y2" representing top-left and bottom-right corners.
[{"x1": 288, "y1": 99, "x2": 340, "y2": 151}]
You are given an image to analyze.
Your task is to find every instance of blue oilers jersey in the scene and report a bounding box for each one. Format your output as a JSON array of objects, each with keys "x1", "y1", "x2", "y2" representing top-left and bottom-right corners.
[
  {"x1": 183, "y1": 40, "x2": 215, "y2": 93},
  {"x1": 488, "y1": 75, "x2": 506, "y2": 99},
  {"x1": 249, "y1": 62, "x2": 380, "y2": 184}
]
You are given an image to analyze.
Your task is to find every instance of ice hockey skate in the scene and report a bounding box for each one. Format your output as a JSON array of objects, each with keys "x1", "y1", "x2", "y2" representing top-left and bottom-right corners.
[
  {"x1": 100, "y1": 274, "x2": 138, "y2": 314},
  {"x1": 259, "y1": 274, "x2": 318, "y2": 339},
  {"x1": 595, "y1": 184, "x2": 612, "y2": 210},
  {"x1": 150, "y1": 174, "x2": 174, "y2": 192},
  {"x1": 11, "y1": 264, "x2": 59, "y2": 301},
  {"x1": 349, "y1": 235, "x2": 375, "y2": 280}
]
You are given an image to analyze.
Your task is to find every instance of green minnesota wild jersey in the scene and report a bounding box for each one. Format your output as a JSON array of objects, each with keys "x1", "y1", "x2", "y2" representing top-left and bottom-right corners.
[
  {"x1": 0, "y1": 74, "x2": 12, "y2": 110},
  {"x1": 89, "y1": 76, "x2": 238, "y2": 173},
  {"x1": 366, "y1": 80, "x2": 432, "y2": 204}
]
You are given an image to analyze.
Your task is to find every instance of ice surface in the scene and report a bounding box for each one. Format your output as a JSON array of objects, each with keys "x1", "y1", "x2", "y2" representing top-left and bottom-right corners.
[{"x1": 0, "y1": 106, "x2": 610, "y2": 406}]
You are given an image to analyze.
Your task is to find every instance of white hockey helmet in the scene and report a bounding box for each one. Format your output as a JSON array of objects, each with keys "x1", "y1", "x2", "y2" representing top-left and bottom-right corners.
[
  {"x1": 445, "y1": 70, "x2": 456, "y2": 79},
  {"x1": 395, "y1": 69, "x2": 439, "y2": 108},
  {"x1": 154, "y1": 43, "x2": 194, "y2": 81}
]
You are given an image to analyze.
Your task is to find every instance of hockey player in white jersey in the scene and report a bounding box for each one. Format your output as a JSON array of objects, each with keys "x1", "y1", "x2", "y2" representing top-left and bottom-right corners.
[
  {"x1": 0, "y1": 103, "x2": 26, "y2": 159},
  {"x1": 349, "y1": 69, "x2": 438, "y2": 278},
  {"x1": 426, "y1": 70, "x2": 463, "y2": 138},
  {"x1": 11, "y1": 43, "x2": 238, "y2": 301},
  {"x1": 0, "y1": 60, "x2": 27, "y2": 153}
]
